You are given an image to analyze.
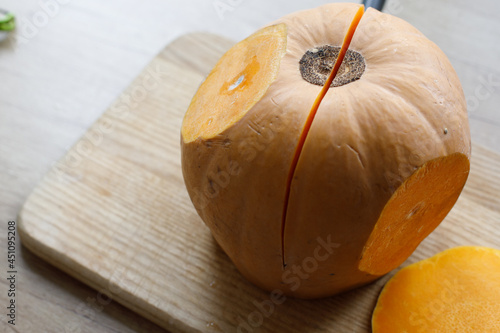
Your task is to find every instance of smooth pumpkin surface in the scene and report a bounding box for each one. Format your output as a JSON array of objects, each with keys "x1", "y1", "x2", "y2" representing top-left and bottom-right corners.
[
  {"x1": 181, "y1": 3, "x2": 471, "y2": 298},
  {"x1": 372, "y1": 246, "x2": 500, "y2": 332}
]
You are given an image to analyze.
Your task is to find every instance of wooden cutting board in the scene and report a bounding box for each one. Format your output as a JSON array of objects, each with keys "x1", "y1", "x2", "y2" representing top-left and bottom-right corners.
[{"x1": 18, "y1": 33, "x2": 500, "y2": 333}]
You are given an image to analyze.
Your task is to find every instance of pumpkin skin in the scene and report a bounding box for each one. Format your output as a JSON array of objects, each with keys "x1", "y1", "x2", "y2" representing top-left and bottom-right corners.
[{"x1": 181, "y1": 3, "x2": 470, "y2": 298}]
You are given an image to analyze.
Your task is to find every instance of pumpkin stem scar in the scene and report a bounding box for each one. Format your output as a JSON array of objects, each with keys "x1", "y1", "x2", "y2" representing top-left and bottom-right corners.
[
  {"x1": 280, "y1": 5, "x2": 365, "y2": 269},
  {"x1": 300, "y1": 47, "x2": 365, "y2": 87}
]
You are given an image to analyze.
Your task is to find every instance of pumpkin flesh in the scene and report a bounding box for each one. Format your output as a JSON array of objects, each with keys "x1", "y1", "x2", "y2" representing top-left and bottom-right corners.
[
  {"x1": 372, "y1": 246, "x2": 500, "y2": 332},
  {"x1": 181, "y1": 23, "x2": 287, "y2": 143}
]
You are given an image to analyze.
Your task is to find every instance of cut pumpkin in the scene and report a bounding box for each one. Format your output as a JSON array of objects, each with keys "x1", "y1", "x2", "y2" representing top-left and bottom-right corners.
[
  {"x1": 181, "y1": 3, "x2": 471, "y2": 298},
  {"x1": 372, "y1": 246, "x2": 500, "y2": 332}
]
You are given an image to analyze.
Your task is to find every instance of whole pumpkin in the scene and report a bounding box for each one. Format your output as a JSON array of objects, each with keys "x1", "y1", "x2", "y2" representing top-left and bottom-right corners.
[{"x1": 181, "y1": 3, "x2": 470, "y2": 298}]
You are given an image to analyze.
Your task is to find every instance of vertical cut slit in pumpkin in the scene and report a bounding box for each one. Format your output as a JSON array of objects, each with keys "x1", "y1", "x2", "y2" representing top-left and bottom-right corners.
[
  {"x1": 181, "y1": 23, "x2": 288, "y2": 143},
  {"x1": 358, "y1": 153, "x2": 470, "y2": 275},
  {"x1": 372, "y1": 246, "x2": 500, "y2": 332},
  {"x1": 280, "y1": 5, "x2": 365, "y2": 268}
]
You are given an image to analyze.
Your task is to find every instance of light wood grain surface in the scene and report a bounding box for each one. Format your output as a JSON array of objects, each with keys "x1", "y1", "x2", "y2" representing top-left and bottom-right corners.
[
  {"x1": 1, "y1": 1, "x2": 500, "y2": 332},
  {"x1": 15, "y1": 33, "x2": 500, "y2": 333}
]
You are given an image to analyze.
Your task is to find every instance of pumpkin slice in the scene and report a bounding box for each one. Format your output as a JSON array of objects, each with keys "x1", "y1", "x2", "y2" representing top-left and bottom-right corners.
[{"x1": 372, "y1": 246, "x2": 500, "y2": 332}]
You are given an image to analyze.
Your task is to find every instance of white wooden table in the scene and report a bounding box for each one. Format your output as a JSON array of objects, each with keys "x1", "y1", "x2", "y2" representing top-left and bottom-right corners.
[{"x1": 1, "y1": 0, "x2": 499, "y2": 332}]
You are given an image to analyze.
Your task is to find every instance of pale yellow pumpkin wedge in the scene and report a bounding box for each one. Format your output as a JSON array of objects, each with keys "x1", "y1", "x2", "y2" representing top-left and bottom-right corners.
[
  {"x1": 181, "y1": 3, "x2": 470, "y2": 298},
  {"x1": 372, "y1": 246, "x2": 500, "y2": 332}
]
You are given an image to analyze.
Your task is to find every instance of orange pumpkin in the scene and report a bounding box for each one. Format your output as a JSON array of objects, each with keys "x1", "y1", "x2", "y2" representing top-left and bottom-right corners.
[
  {"x1": 181, "y1": 3, "x2": 470, "y2": 298},
  {"x1": 372, "y1": 246, "x2": 500, "y2": 332}
]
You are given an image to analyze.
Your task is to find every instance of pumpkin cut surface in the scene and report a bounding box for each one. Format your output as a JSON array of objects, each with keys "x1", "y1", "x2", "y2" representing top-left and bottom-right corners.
[
  {"x1": 181, "y1": 23, "x2": 288, "y2": 143},
  {"x1": 372, "y1": 246, "x2": 500, "y2": 332},
  {"x1": 358, "y1": 153, "x2": 470, "y2": 275}
]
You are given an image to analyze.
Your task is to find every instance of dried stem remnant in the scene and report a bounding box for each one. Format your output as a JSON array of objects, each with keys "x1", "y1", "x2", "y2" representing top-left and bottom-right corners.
[{"x1": 300, "y1": 46, "x2": 365, "y2": 87}]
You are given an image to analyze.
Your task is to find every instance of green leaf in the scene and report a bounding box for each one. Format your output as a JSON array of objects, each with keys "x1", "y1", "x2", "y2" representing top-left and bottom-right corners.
[{"x1": 0, "y1": 12, "x2": 15, "y2": 31}]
